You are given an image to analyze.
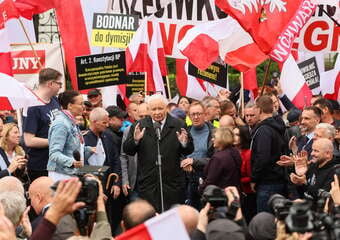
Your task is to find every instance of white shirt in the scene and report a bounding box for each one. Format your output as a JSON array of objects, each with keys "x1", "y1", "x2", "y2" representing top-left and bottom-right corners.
[{"x1": 87, "y1": 138, "x2": 106, "y2": 166}]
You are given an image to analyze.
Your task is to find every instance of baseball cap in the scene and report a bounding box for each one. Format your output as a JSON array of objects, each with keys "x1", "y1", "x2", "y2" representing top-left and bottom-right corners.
[
  {"x1": 87, "y1": 89, "x2": 101, "y2": 98},
  {"x1": 106, "y1": 105, "x2": 127, "y2": 119}
]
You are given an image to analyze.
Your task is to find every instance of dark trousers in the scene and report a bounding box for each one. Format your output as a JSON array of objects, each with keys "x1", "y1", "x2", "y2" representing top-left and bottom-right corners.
[
  {"x1": 241, "y1": 192, "x2": 257, "y2": 224},
  {"x1": 256, "y1": 183, "x2": 285, "y2": 213}
]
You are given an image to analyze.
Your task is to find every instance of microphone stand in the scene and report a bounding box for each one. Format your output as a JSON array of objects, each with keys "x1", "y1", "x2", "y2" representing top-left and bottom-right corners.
[{"x1": 155, "y1": 128, "x2": 165, "y2": 212}]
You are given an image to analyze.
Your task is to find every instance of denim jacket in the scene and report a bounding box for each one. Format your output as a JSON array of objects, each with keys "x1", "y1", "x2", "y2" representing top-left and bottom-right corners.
[{"x1": 47, "y1": 110, "x2": 91, "y2": 175}]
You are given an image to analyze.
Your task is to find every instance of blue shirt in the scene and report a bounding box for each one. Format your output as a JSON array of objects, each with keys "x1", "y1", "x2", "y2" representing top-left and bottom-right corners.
[
  {"x1": 187, "y1": 124, "x2": 210, "y2": 159},
  {"x1": 23, "y1": 97, "x2": 60, "y2": 170}
]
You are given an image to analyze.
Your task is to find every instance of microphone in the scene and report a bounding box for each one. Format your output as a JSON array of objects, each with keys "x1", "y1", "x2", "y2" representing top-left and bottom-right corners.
[
  {"x1": 73, "y1": 150, "x2": 81, "y2": 161},
  {"x1": 153, "y1": 121, "x2": 161, "y2": 140}
]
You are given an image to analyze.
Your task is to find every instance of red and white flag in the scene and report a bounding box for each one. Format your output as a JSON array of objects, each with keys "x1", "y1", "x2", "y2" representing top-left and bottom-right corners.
[
  {"x1": 116, "y1": 208, "x2": 189, "y2": 240},
  {"x1": 126, "y1": 19, "x2": 167, "y2": 96},
  {"x1": 320, "y1": 54, "x2": 340, "y2": 102},
  {"x1": 215, "y1": 0, "x2": 317, "y2": 63},
  {"x1": 243, "y1": 68, "x2": 258, "y2": 99},
  {"x1": 280, "y1": 55, "x2": 312, "y2": 109},
  {"x1": 177, "y1": 18, "x2": 267, "y2": 72},
  {"x1": 0, "y1": 0, "x2": 43, "y2": 110}
]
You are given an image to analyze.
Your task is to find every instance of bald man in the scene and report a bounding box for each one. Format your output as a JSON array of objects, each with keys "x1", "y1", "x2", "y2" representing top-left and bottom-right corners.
[
  {"x1": 0, "y1": 176, "x2": 24, "y2": 195},
  {"x1": 290, "y1": 138, "x2": 337, "y2": 197},
  {"x1": 121, "y1": 200, "x2": 156, "y2": 231},
  {"x1": 177, "y1": 205, "x2": 199, "y2": 236},
  {"x1": 29, "y1": 176, "x2": 77, "y2": 238},
  {"x1": 219, "y1": 115, "x2": 235, "y2": 129}
]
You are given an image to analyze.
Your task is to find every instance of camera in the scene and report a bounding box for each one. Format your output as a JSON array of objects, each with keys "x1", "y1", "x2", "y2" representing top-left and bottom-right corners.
[
  {"x1": 268, "y1": 194, "x2": 292, "y2": 221},
  {"x1": 201, "y1": 185, "x2": 240, "y2": 222},
  {"x1": 51, "y1": 175, "x2": 99, "y2": 235}
]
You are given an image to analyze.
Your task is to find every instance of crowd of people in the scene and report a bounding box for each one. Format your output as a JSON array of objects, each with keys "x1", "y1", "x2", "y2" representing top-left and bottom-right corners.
[{"x1": 0, "y1": 67, "x2": 340, "y2": 240}]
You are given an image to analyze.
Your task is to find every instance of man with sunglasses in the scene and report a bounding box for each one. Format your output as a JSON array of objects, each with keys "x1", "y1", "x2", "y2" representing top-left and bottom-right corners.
[{"x1": 23, "y1": 68, "x2": 62, "y2": 181}]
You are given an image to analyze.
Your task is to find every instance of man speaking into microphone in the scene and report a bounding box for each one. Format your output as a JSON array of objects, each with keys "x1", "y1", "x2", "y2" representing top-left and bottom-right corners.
[{"x1": 123, "y1": 94, "x2": 194, "y2": 212}]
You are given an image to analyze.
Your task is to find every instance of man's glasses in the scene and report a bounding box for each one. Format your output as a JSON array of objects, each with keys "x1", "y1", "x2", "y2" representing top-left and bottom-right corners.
[{"x1": 189, "y1": 112, "x2": 203, "y2": 117}]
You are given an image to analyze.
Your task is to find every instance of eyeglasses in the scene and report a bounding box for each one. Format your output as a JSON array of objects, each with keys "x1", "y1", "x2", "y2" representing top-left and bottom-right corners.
[
  {"x1": 53, "y1": 81, "x2": 63, "y2": 87},
  {"x1": 189, "y1": 112, "x2": 203, "y2": 117}
]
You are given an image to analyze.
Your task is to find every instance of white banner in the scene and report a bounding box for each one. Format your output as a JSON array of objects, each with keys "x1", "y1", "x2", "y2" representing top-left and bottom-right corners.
[{"x1": 10, "y1": 43, "x2": 65, "y2": 90}]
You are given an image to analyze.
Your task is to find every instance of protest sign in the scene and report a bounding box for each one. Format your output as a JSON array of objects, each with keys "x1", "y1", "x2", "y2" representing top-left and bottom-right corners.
[
  {"x1": 125, "y1": 72, "x2": 145, "y2": 97},
  {"x1": 296, "y1": 4, "x2": 339, "y2": 53},
  {"x1": 298, "y1": 57, "x2": 320, "y2": 90},
  {"x1": 10, "y1": 43, "x2": 64, "y2": 90},
  {"x1": 188, "y1": 62, "x2": 227, "y2": 88},
  {"x1": 91, "y1": 13, "x2": 138, "y2": 48},
  {"x1": 75, "y1": 51, "x2": 131, "y2": 90}
]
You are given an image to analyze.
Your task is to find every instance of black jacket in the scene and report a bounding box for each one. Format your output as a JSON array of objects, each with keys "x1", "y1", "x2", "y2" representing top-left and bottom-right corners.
[
  {"x1": 0, "y1": 148, "x2": 10, "y2": 178},
  {"x1": 83, "y1": 129, "x2": 121, "y2": 186},
  {"x1": 123, "y1": 114, "x2": 194, "y2": 212},
  {"x1": 251, "y1": 117, "x2": 287, "y2": 184}
]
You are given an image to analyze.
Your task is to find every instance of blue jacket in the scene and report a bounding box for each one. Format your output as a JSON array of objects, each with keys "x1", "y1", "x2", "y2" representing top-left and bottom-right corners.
[{"x1": 47, "y1": 111, "x2": 91, "y2": 175}]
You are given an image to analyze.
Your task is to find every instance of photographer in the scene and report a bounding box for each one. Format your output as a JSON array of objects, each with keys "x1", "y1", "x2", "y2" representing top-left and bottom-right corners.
[
  {"x1": 290, "y1": 138, "x2": 338, "y2": 198},
  {"x1": 30, "y1": 177, "x2": 111, "y2": 240},
  {"x1": 191, "y1": 186, "x2": 246, "y2": 240}
]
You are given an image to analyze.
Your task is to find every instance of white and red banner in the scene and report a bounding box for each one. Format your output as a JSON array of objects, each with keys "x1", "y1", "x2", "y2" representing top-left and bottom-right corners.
[
  {"x1": 0, "y1": 0, "x2": 43, "y2": 110},
  {"x1": 116, "y1": 208, "x2": 189, "y2": 240},
  {"x1": 215, "y1": 0, "x2": 317, "y2": 63},
  {"x1": 320, "y1": 54, "x2": 340, "y2": 101},
  {"x1": 280, "y1": 55, "x2": 312, "y2": 109},
  {"x1": 10, "y1": 43, "x2": 64, "y2": 90},
  {"x1": 295, "y1": 4, "x2": 340, "y2": 53}
]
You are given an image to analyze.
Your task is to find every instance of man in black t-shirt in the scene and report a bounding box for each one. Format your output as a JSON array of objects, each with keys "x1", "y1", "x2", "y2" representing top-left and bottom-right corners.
[{"x1": 23, "y1": 68, "x2": 62, "y2": 181}]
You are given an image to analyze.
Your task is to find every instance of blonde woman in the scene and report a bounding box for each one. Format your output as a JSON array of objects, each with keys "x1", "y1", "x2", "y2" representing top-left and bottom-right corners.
[
  {"x1": 0, "y1": 123, "x2": 27, "y2": 178},
  {"x1": 200, "y1": 127, "x2": 242, "y2": 191}
]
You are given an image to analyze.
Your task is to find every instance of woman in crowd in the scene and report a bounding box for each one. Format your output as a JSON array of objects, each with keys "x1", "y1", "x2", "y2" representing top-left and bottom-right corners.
[
  {"x1": 177, "y1": 96, "x2": 192, "y2": 126},
  {"x1": 233, "y1": 126, "x2": 256, "y2": 223},
  {"x1": 0, "y1": 123, "x2": 28, "y2": 179},
  {"x1": 47, "y1": 90, "x2": 92, "y2": 181},
  {"x1": 200, "y1": 127, "x2": 241, "y2": 191}
]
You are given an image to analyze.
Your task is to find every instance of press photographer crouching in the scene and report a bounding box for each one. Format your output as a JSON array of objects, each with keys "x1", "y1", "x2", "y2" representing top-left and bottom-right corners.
[
  {"x1": 30, "y1": 176, "x2": 112, "y2": 240},
  {"x1": 191, "y1": 185, "x2": 247, "y2": 240}
]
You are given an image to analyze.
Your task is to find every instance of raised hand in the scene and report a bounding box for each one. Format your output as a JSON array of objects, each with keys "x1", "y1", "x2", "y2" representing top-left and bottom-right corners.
[
  {"x1": 277, "y1": 155, "x2": 294, "y2": 167},
  {"x1": 289, "y1": 136, "x2": 298, "y2": 154},
  {"x1": 294, "y1": 151, "x2": 308, "y2": 176},
  {"x1": 330, "y1": 175, "x2": 340, "y2": 205},
  {"x1": 8, "y1": 156, "x2": 27, "y2": 173},
  {"x1": 290, "y1": 173, "x2": 307, "y2": 185},
  {"x1": 133, "y1": 123, "x2": 145, "y2": 142},
  {"x1": 176, "y1": 128, "x2": 188, "y2": 145}
]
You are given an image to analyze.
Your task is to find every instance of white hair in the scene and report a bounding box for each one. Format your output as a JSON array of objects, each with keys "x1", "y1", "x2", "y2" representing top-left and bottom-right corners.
[
  {"x1": 145, "y1": 94, "x2": 168, "y2": 105},
  {"x1": 0, "y1": 176, "x2": 24, "y2": 195},
  {"x1": 0, "y1": 191, "x2": 26, "y2": 226},
  {"x1": 89, "y1": 107, "x2": 109, "y2": 122},
  {"x1": 315, "y1": 123, "x2": 336, "y2": 139}
]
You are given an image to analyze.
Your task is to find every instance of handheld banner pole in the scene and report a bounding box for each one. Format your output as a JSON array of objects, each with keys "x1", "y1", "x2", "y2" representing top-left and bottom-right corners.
[
  {"x1": 18, "y1": 18, "x2": 43, "y2": 69},
  {"x1": 240, "y1": 72, "x2": 245, "y2": 119},
  {"x1": 166, "y1": 76, "x2": 172, "y2": 99},
  {"x1": 260, "y1": 59, "x2": 272, "y2": 96}
]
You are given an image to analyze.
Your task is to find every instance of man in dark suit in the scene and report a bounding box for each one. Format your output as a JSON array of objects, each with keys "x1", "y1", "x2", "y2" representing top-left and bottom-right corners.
[{"x1": 123, "y1": 94, "x2": 194, "y2": 212}]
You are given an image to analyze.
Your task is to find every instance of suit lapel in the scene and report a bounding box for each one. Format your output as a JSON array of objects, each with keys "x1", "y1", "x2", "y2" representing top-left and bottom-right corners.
[
  {"x1": 160, "y1": 114, "x2": 175, "y2": 140},
  {"x1": 143, "y1": 117, "x2": 158, "y2": 140}
]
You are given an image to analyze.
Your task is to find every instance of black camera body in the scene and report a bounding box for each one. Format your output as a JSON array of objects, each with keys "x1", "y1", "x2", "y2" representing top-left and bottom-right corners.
[{"x1": 268, "y1": 194, "x2": 293, "y2": 221}]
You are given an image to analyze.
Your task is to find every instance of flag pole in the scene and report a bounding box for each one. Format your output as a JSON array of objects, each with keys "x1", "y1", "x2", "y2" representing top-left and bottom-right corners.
[
  {"x1": 166, "y1": 76, "x2": 172, "y2": 99},
  {"x1": 240, "y1": 72, "x2": 245, "y2": 119},
  {"x1": 144, "y1": 72, "x2": 148, "y2": 96},
  {"x1": 18, "y1": 18, "x2": 43, "y2": 69},
  {"x1": 260, "y1": 59, "x2": 272, "y2": 96}
]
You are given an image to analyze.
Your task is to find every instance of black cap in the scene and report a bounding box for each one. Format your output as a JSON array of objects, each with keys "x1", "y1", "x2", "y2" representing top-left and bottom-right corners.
[
  {"x1": 287, "y1": 108, "x2": 302, "y2": 123},
  {"x1": 206, "y1": 219, "x2": 245, "y2": 240},
  {"x1": 87, "y1": 89, "x2": 101, "y2": 98},
  {"x1": 106, "y1": 105, "x2": 127, "y2": 119}
]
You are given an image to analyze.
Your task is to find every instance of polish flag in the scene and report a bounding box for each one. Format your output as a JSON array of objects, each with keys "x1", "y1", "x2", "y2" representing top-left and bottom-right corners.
[
  {"x1": 177, "y1": 18, "x2": 267, "y2": 72},
  {"x1": 0, "y1": 0, "x2": 43, "y2": 110},
  {"x1": 126, "y1": 19, "x2": 167, "y2": 96},
  {"x1": 116, "y1": 208, "x2": 189, "y2": 240},
  {"x1": 320, "y1": 54, "x2": 340, "y2": 102},
  {"x1": 280, "y1": 55, "x2": 312, "y2": 109}
]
